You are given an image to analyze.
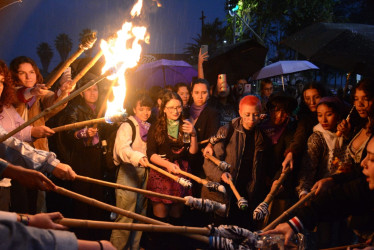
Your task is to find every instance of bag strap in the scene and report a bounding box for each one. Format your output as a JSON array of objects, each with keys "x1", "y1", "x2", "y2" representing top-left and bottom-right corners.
[{"x1": 125, "y1": 119, "x2": 136, "y2": 147}]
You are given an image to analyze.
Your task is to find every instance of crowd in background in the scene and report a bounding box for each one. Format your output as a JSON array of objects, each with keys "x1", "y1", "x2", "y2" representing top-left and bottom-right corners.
[{"x1": 0, "y1": 49, "x2": 373, "y2": 250}]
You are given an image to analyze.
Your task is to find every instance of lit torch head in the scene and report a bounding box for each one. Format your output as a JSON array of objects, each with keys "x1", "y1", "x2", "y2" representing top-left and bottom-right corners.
[{"x1": 100, "y1": 0, "x2": 148, "y2": 119}]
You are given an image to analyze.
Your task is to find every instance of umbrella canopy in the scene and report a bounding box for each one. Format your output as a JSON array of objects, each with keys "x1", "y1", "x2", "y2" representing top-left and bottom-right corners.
[
  {"x1": 205, "y1": 39, "x2": 267, "y2": 85},
  {"x1": 252, "y1": 60, "x2": 319, "y2": 80},
  {"x1": 283, "y1": 22, "x2": 374, "y2": 77},
  {"x1": 0, "y1": 0, "x2": 22, "y2": 11},
  {"x1": 132, "y1": 59, "x2": 197, "y2": 89}
]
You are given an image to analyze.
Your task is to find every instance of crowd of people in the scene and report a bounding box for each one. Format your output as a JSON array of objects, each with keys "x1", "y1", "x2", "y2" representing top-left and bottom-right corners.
[{"x1": 0, "y1": 49, "x2": 373, "y2": 250}]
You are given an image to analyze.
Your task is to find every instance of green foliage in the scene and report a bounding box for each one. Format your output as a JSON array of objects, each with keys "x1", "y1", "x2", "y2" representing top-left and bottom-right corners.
[
  {"x1": 184, "y1": 18, "x2": 226, "y2": 64},
  {"x1": 36, "y1": 42, "x2": 53, "y2": 74},
  {"x1": 54, "y1": 33, "x2": 73, "y2": 62}
]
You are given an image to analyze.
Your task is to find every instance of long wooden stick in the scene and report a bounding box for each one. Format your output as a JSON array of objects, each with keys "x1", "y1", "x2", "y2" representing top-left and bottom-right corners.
[
  {"x1": 0, "y1": 71, "x2": 109, "y2": 143},
  {"x1": 146, "y1": 163, "x2": 192, "y2": 188},
  {"x1": 51, "y1": 112, "x2": 127, "y2": 132},
  {"x1": 146, "y1": 163, "x2": 179, "y2": 182},
  {"x1": 262, "y1": 190, "x2": 316, "y2": 231},
  {"x1": 227, "y1": 178, "x2": 242, "y2": 201},
  {"x1": 58, "y1": 218, "x2": 210, "y2": 235},
  {"x1": 52, "y1": 118, "x2": 106, "y2": 132},
  {"x1": 75, "y1": 175, "x2": 186, "y2": 203},
  {"x1": 53, "y1": 186, "x2": 209, "y2": 244},
  {"x1": 199, "y1": 139, "x2": 209, "y2": 145},
  {"x1": 179, "y1": 169, "x2": 206, "y2": 185},
  {"x1": 44, "y1": 32, "x2": 97, "y2": 89},
  {"x1": 205, "y1": 153, "x2": 222, "y2": 166},
  {"x1": 263, "y1": 167, "x2": 291, "y2": 204}
]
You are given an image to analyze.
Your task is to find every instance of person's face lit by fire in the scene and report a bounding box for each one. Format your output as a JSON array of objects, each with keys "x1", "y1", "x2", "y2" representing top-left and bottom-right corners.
[
  {"x1": 239, "y1": 104, "x2": 261, "y2": 130},
  {"x1": 354, "y1": 89, "x2": 373, "y2": 119},
  {"x1": 317, "y1": 104, "x2": 338, "y2": 132},
  {"x1": 192, "y1": 83, "x2": 209, "y2": 107},
  {"x1": 361, "y1": 137, "x2": 374, "y2": 190},
  {"x1": 176, "y1": 86, "x2": 190, "y2": 107},
  {"x1": 262, "y1": 83, "x2": 273, "y2": 98},
  {"x1": 133, "y1": 100, "x2": 151, "y2": 122},
  {"x1": 304, "y1": 88, "x2": 321, "y2": 112},
  {"x1": 270, "y1": 107, "x2": 289, "y2": 126},
  {"x1": 81, "y1": 85, "x2": 99, "y2": 105},
  {"x1": 164, "y1": 98, "x2": 182, "y2": 121},
  {"x1": 17, "y1": 63, "x2": 37, "y2": 88}
]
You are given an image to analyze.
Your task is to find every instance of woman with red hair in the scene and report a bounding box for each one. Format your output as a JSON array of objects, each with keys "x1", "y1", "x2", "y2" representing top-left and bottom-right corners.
[{"x1": 202, "y1": 95, "x2": 271, "y2": 230}]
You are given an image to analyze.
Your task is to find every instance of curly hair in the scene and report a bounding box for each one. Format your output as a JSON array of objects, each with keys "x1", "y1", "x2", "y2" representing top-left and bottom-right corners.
[
  {"x1": 9, "y1": 56, "x2": 43, "y2": 86},
  {"x1": 153, "y1": 91, "x2": 183, "y2": 145},
  {"x1": 0, "y1": 61, "x2": 17, "y2": 113}
]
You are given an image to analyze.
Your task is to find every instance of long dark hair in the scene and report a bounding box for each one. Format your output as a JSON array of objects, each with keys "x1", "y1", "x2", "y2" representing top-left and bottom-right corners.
[
  {"x1": 9, "y1": 56, "x2": 43, "y2": 86},
  {"x1": 153, "y1": 91, "x2": 183, "y2": 145},
  {"x1": 352, "y1": 79, "x2": 374, "y2": 134},
  {"x1": 299, "y1": 81, "x2": 326, "y2": 114},
  {"x1": 0, "y1": 61, "x2": 17, "y2": 113}
]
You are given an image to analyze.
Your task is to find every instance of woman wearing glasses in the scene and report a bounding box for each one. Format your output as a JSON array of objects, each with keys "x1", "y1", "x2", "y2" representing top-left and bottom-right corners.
[{"x1": 146, "y1": 91, "x2": 198, "y2": 225}]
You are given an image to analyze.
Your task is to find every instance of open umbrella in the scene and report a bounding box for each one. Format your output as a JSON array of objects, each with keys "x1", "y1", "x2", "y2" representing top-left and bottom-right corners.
[
  {"x1": 252, "y1": 60, "x2": 319, "y2": 90},
  {"x1": 0, "y1": 0, "x2": 22, "y2": 11},
  {"x1": 283, "y1": 22, "x2": 374, "y2": 77},
  {"x1": 132, "y1": 59, "x2": 197, "y2": 89}
]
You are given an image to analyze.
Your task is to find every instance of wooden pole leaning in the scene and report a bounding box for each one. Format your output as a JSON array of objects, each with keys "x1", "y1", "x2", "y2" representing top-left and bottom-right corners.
[
  {"x1": 227, "y1": 178, "x2": 248, "y2": 210},
  {"x1": 58, "y1": 218, "x2": 210, "y2": 235},
  {"x1": 146, "y1": 163, "x2": 192, "y2": 188},
  {"x1": 262, "y1": 190, "x2": 316, "y2": 232},
  {"x1": 265, "y1": 167, "x2": 291, "y2": 204},
  {"x1": 0, "y1": 69, "x2": 109, "y2": 143},
  {"x1": 75, "y1": 175, "x2": 226, "y2": 214},
  {"x1": 53, "y1": 186, "x2": 209, "y2": 244},
  {"x1": 178, "y1": 169, "x2": 226, "y2": 194},
  {"x1": 204, "y1": 152, "x2": 231, "y2": 172},
  {"x1": 253, "y1": 166, "x2": 291, "y2": 220},
  {"x1": 44, "y1": 32, "x2": 97, "y2": 89},
  {"x1": 75, "y1": 175, "x2": 186, "y2": 203},
  {"x1": 52, "y1": 118, "x2": 106, "y2": 132}
]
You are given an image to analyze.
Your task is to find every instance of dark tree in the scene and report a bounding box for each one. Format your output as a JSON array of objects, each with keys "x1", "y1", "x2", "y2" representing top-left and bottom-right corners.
[
  {"x1": 36, "y1": 42, "x2": 53, "y2": 76},
  {"x1": 54, "y1": 33, "x2": 73, "y2": 62}
]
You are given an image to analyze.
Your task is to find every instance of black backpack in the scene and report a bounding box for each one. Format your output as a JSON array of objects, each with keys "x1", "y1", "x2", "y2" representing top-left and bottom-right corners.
[{"x1": 103, "y1": 119, "x2": 136, "y2": 170}]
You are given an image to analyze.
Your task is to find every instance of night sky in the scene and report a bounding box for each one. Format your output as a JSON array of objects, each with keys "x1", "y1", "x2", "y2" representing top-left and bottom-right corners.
[{"x1": 0, "y1": 0, "x2": 227, "y2": 70}]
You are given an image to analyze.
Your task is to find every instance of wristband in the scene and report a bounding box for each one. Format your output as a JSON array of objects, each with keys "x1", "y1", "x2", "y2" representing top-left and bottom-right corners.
[
  {"x1": 19, "y1": 214, "x2": 30, "y2": 226},
  {"x1": 97, "y1": 240, "x2": 103, "y2": 250}
]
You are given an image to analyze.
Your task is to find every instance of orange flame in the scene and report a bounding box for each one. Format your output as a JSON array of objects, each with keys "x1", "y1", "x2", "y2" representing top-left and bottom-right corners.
[
  {"x1": 131, "y1": 0, "x2": 143, "y2": 17},
  {"x1": 101, "y1": 0, "x2": 147, "y2": 117}
]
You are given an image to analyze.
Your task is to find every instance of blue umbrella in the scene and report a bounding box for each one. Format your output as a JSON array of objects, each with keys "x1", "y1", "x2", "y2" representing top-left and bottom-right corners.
[{"x1": 133, "y1": 59, "x2": 197, "y2": 89}]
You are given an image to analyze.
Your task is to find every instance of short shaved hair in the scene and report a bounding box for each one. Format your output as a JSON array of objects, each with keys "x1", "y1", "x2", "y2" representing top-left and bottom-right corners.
[{"x1": 239, "y1": 95, "x2": 261, "y2": 110}]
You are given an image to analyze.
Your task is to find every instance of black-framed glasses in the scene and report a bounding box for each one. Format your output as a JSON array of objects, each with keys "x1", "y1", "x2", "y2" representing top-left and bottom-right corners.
[{"x1": 165, "y1": 106, "x2": 182, "y2": 112}]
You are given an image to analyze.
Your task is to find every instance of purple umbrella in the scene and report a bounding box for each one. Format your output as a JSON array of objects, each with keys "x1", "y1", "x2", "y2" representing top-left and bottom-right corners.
[{"x1": 132, "y1": 59, "x2": 197, "y2": 89}]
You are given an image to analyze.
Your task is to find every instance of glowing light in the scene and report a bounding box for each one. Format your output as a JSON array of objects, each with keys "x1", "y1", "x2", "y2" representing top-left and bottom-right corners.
[
  {"x1": 101, "y1": 0, "x2": 148, "y2": 118},
  {"x1": 130, "y1": 0, "x2": 143, "y2": 17}
]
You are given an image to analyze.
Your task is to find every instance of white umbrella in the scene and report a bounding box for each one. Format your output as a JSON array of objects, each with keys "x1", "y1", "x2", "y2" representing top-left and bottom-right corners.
[{"x1": 252, "y1": 60, "x2": 319, "y2": 91}]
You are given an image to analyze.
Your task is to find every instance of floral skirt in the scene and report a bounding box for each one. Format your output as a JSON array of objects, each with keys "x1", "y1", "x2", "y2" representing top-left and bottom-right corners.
[{"x1": 147, "y1": 160, "x2": 192, "y2": 204}]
